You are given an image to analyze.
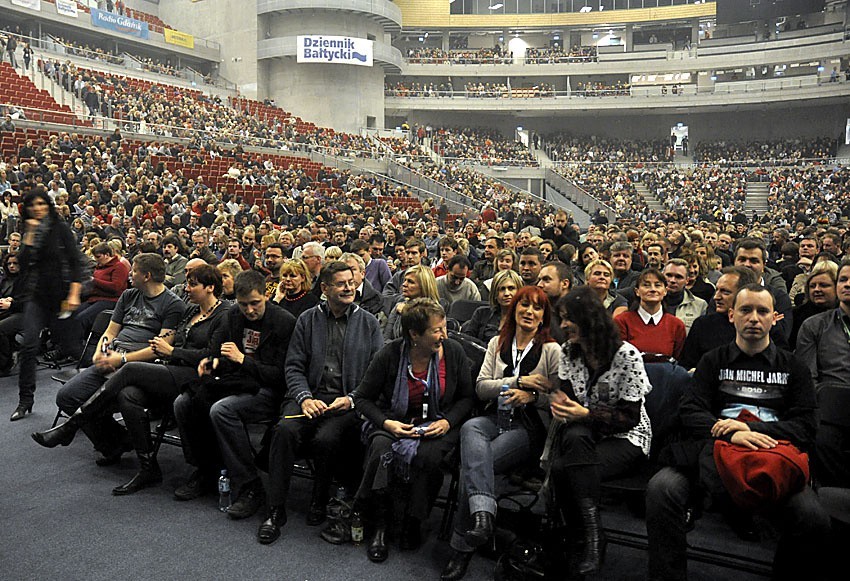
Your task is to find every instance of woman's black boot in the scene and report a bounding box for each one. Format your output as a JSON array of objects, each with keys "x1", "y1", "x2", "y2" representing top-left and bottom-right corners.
[
  {"x1": 577, "y1": 498, "x2": 606, "y2": 575},
  {"x1": 31, "y1": 383, "x2": 114, "y2": 447},
  {"x1": 367, "y1": 494, "x2": 389, "y2": 563},
  {"x1": 31, "y1": 413, "x2": 82, "y2": 447},
  {"x1": 112, "y1": 452, "x2": 163, "y2": 495}
]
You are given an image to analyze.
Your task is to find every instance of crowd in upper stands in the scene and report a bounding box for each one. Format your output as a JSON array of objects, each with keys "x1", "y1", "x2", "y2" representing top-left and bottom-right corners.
[
  {"x1": 404, "y1": 45, "x2": 597, "y2": 65},
  {"x1": 430, "y1": 127, "x2": 539, "y2": 166},
  {"x1": 385, "y1": 81, "x2": 555, "y2": 98},
  {"x1": 694, "y1": 137, "x2": 838, "y2": 165}
]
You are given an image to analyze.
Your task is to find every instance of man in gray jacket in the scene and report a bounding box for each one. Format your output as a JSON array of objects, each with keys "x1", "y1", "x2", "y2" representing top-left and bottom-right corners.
[{"x1": 257, "y1": 261, "x2": 383, "y2": 545}]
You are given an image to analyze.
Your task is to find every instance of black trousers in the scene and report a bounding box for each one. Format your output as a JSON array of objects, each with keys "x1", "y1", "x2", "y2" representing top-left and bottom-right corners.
[
  {"x1": 646, "y1": 466, "x2": 832, "y2": 581},
  {"x1": 110, "y1": 362, "x2": 196, "y2": 454},
  {"x1": 549, "y1": 423, "x2": 644, "y2": 504},
  {"x1": 815, "y1": 423, "x2": 850, "y2": 488},
  {"x1": 266, "y1": 401, "x2": 361, "y2": 506},
  {"x1": 357, "y1": 428, "x2": 458, "y2": 522}
]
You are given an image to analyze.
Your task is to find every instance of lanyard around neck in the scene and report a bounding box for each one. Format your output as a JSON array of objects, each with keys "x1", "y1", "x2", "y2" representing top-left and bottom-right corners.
[{"x1": 512, "y1": 337, "x2": 534, "y2": 375}]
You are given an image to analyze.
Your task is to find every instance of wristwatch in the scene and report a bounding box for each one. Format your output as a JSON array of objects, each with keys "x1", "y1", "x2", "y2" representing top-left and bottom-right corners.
[
  {"x1": 121, "y1": 353, "x2": 128, "y2": 365},
  {"x1": 347, "y1": 394, "x2": 356, "y2": 410}
]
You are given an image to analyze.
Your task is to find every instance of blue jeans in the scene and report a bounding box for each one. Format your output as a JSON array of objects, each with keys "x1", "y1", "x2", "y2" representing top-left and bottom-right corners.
[{"x1": 450, "y1": 414, "x2": 532, "y2": 552}]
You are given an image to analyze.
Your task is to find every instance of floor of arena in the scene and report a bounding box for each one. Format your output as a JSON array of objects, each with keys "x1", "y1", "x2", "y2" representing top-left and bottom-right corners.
[{"x1": 1, "y1": 367, "x2": 772, "y2": 580}]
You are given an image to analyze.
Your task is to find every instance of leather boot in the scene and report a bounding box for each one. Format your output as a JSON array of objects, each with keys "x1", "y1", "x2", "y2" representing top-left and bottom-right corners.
[
  {"x1": 577, "y1": 498, "x2": 606, "y2": 575},
  {"x1": 31, "y1": 413, "x2": 82, "y2": 447},
  {"x1": 112, "y1": 452, "x2": 163, "y2": 496},
  {"x1": 32, "y1": 384, "x2": 115, "y2": 447},
  {"x1": 463, "y1": 510, "x2": 494, "y2": 548},
  {"x1": 440, "y1": 549, "x2": 474, "y2": 581},
  {"x1": 367, "y1": 494, "x2": 389, "y2": 563},
  {"x1": 307, "y1": 482, "x2": 329, "y2": 526}
]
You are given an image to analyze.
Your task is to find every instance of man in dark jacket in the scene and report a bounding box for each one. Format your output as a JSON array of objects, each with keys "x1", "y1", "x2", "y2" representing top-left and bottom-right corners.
[
  {"x1": 341, "y1": 252, "x2": 384, "y2": 317},
  {"x1": 646, "y1": 284, "x2": 829, "y2": 581},
  {"x1": 173, "y1": 270, "x2": 296, "y2": 519},
  {"x1": 257, "y1": 261, "x2": 383, "y2": 544}
]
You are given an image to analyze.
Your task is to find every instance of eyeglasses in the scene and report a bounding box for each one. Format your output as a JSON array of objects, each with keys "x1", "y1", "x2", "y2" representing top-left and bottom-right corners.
[{"x1": 330, "y1": 280, "x2": 356, "y2": 290}]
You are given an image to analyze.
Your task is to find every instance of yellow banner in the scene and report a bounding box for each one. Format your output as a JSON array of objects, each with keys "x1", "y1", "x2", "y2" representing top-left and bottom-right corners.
[{"x1": 164, "y1": 28, "x2": 195, "y2": 49}]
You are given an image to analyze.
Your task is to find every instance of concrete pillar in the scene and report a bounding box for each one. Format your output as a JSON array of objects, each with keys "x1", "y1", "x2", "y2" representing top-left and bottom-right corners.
[
  {"x1": 625, "y1": 24, "x2": 633, "y2": 51},
  {"x1": 442, "y1": 33, "x2": 450, "y2": 52},
  {"x1": 691, "y1": 19, "x2": 700, "y2": 45}
]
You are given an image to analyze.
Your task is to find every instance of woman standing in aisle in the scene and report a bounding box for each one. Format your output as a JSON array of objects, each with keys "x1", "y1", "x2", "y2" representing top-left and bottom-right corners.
[{"x1": 12, "y1": 188, "x2": 83, "y2": 421}]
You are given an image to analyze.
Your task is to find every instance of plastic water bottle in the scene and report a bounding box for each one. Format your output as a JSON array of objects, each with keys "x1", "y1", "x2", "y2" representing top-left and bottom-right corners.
[
  {"x1": 498, "y1": 384, "x2": 513, "y2": 434},
  {"x1": 218, "y1": 469, "x2": 231, "y2": 512},
  {"x1": 351, "y1": 511, "x2": 364, "y2": 545}
]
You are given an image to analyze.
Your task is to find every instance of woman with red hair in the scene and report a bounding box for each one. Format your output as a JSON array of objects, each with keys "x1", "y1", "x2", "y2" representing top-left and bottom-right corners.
[{"x1": 441, "y1": 286, "x2": 560, "y2": 580}]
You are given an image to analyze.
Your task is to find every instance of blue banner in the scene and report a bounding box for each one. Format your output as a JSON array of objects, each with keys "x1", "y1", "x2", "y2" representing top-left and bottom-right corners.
[{"x1": 90, "y1": 7, "x2": 149, "y2": 39}]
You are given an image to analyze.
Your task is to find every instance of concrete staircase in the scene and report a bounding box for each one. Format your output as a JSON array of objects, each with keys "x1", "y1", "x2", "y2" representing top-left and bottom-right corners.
[
  {"x1": 746, "y1": 181, "x2": 771, "y2": 217},
  {"x1": 674, "y1": 152, "x2": 694, "y2": 165},
  {"x1": 532, "y1": 146, "x2": 553, "y2": 168},
  {"x1": 634, "y1": 181, "x2": 665, "y2": 214},
  {"x1": 24, "y1": 59, "x2": 90, "y2": 123}
]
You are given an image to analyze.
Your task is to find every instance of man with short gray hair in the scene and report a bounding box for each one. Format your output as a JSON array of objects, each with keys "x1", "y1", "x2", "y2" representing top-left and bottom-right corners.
[{"x1": 340, "y1": 252, "x2": 383, "y2": 316}]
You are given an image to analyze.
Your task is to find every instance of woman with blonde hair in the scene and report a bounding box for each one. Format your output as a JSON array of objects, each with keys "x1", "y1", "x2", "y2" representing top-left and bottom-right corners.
[
  {"x1": 107, "y1": 238, "x2": 132, "y2": 271},
  {"x1": 383, "y1": 264, "x2": 441, "y2": 342},
  {"x1": 480, "y1": 248, "x2": 518, "y2": 301},
  {"x1": 216, "y1": 259, "x2": 243, "y2": 301},
  {"x1": 790, "y1": 259, "x2": 838, "y2": 348},
  {"x1": 323, "y1": 245, "x2": 343, "y2": 262},
  {"x1": 273, "y1": 258, "x2": 319, "y2": 318},
  {"x1": 462, "y1": 269, "x2": 522, "y2": 344},
  {"x1": 584, "y1": 259, "x2": 628, "y2": 317}
]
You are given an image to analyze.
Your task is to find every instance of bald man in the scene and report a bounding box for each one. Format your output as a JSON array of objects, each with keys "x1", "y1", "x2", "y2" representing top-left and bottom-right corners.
[{"x1": 171, "y1": 258, "x2": 208, "y2": 303}]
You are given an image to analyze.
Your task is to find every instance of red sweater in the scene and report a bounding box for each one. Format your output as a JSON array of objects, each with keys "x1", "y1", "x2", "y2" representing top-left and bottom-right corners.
[
  {"x1": 88, "y1": 256, "x2": 130, "y2": 303},
  {"x1": 614, "y1": 310, "x2": 686, "y2": 360}
]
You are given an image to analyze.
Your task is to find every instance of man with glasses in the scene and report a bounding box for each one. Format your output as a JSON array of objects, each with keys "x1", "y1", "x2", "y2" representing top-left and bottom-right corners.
[
  {"x1": 300, "y1": 241, "x2": 325, "y2": 296},
  {"x1": 189, "y1": 231, "x2": 218, "y2": 265},
  {"x1": 258, "y1": 261, "x2": 383, "y2": 544}
]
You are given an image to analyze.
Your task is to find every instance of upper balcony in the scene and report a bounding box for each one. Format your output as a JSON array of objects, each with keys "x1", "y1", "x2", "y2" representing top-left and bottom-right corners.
[
  {"x1": 396, "y1": 25, "x2": 849, "y2": 77},
  {"x1": 384, "y1": 78, "x2": 850, "y2": 116},
  {"x1": 257, "y1": 0, "x2": 403, "y2": 34}
]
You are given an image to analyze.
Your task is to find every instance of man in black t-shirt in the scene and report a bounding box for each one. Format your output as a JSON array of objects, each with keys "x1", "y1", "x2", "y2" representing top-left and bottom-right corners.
[{"x1": 40, "y1": 254, "x2": 185, "y2": 464}]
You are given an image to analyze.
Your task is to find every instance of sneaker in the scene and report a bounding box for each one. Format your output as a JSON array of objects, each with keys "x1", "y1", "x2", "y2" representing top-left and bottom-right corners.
[
  {"x1": 228, "y1": 479, "x2": 265, "y2": 520},
  {"x1": 174, "y1": 470, "x2": 214, "y2": 501}
]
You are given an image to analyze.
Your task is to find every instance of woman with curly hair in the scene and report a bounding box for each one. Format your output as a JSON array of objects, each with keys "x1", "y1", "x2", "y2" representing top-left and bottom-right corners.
[{"x1": 544, "y1": 285, "x2": 652, "y2": 575}]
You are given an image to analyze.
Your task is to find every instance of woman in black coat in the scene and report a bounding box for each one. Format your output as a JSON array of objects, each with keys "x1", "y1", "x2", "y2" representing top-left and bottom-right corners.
[
  {"x1": 353, "y1": 298, "x2": 475, "y2": 563},
  {"x1": 12, "y1": 189, "x2": 84, "y2": 421}
]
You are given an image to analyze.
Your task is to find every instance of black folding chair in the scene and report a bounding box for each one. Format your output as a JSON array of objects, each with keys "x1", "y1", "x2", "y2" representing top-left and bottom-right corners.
[{"x1": 50, "y1": 309, "x2": 113, "y2": 427}]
